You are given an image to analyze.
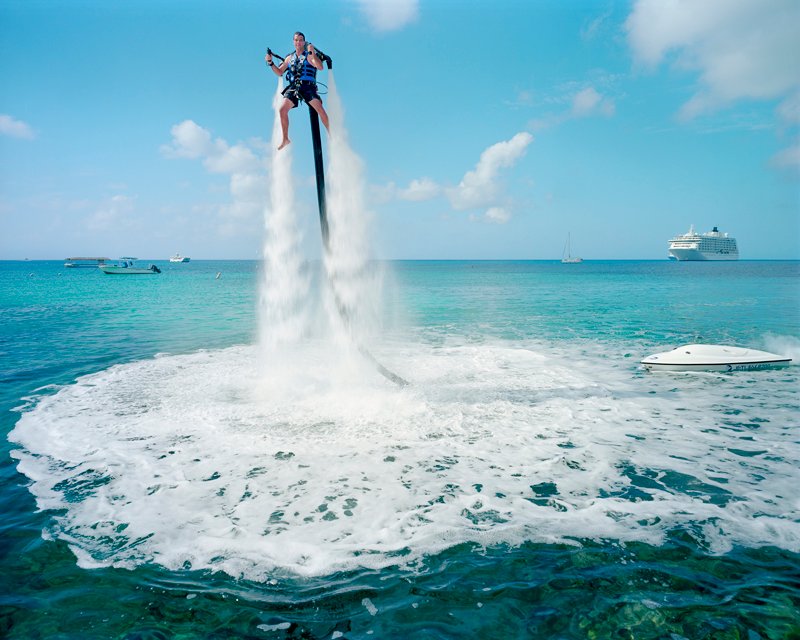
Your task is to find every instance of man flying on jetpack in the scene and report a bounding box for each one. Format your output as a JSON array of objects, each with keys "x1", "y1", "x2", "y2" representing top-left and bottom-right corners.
[
  {"x1": 265, "y1": 31, "x2": 329, "y2": 150},
  {"x1": 262, "y1": 35, "x2": 408, "y2": 387}
]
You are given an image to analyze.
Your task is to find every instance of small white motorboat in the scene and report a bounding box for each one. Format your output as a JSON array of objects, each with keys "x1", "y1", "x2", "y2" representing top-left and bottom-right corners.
[
  {"x1": 99, "y1": 258, "x2": 161, "y2": 275},
  {"x1": 641, "y1": 344, "x2": 791, "y2": 372}
]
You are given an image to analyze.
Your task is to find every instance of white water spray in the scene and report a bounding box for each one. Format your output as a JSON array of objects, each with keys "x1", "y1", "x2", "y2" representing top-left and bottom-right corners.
[
  {"x1": 259, "y1": 79, "x2": 310, "y2": 352},
  {"x1": 323, "y1": 72, "x2": 384, "y2": 347},
  {"x1": 260, "y1": 71, "x2": 401, "y2": 384}
]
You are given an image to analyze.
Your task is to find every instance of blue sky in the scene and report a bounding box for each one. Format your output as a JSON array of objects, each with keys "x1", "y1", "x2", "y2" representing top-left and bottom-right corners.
[{"x1": 1, "y1": 0, "x2": 798, "y2": 260}]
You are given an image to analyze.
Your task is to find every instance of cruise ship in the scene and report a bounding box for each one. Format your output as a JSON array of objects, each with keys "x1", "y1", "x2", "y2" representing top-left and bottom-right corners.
[{"x1": 668, "y1": 225, "x2": 739, "y2": 261}]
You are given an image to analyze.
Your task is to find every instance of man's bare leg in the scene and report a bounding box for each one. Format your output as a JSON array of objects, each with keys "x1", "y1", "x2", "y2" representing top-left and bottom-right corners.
[
  {"x1": 278, "y1": 99, "x2": 293, "y2": 150},
  {"x1": 308, "y1": 99, "x2": 329, "y2": 131}
]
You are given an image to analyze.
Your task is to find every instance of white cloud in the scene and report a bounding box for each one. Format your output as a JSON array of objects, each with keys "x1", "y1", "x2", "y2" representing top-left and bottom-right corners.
[
  {"x1": 447, "y1": 132, "x2": 533, "y2": 211},
  {"x1": 368, "y1": 181, "x2": 398, "y2": 205},
  {"x1": 356, "y1": 0, "x2": 418, "y2": 32},
  {"x1": 529, "y1": 85, "x2": 616, "y2": 131},
  {"x1": 162, "y1": 120, "x2": 261, "y2": 175},
  {"x1": 375, "y1": 134, "x2": 532, "y2": 222},
  {"x1": 162, "y1": 120, "x2": 268, "y2": 223},
  {"x1": 0, "y1": 114, "x2": 35, "y2": 139},
  {"x1": 484, "y1": 207, "x2": 511, "y2": 224},
  {"x1": 86, "y1": 194, "x2": 135, "y2": 231},
  {"x1": 581, "y1": 9, "x2": 613, "y2": 42},
  {"x1": 160, "y1": 120, "x2": 216, "y2": 158},
  {"x1": 625, "y1": 0, "x2": 800, "y2": 121},
  {"x1": 398, "y1": 177, "x2": 441, "y2": 201},
  {"x1": 204, "y1": 144, "x2": 261, "y2": 175},
  {"x1": 777, "y1": 90, "x2": 800, "y2": 126},
  {"x1": 503, "y1": 89, "x2": 535, "y2": 109},
  {"x1": 225, "y1": 173, "x2": 267, "y2": 218},
  {"x1": 572, "y1": 88, "x2": 600, "y2": 115},
  {"x1": 571, "y1": 87, "x2": 615, "y2": 118},
  {"x1": 771, "y1": 138, "x2": 800, "y2": 175}
]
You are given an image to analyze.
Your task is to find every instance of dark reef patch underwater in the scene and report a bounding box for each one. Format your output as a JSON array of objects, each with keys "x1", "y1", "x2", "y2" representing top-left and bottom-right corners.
[{"x1": 2, "y1": 536, "x2": 798, "y2": 638}]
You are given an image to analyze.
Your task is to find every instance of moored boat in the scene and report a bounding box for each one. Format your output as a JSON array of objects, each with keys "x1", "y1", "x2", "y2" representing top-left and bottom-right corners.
[
  {"x1": 64, "y1": 257, "x2": 108, "y2": 268},
  {"x1": 99, "y1": 258, "x2": 161, "y2": 275},
  {"x1": 561, "y1": 233, "x2": 582, "y2": 263},
  {"x1": 169, "y1": 254, "x2": 190, "y2": 263}
]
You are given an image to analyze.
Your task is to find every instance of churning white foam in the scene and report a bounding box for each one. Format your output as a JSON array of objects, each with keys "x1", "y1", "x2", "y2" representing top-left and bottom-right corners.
[{"x1": 10, "y1": 339, "x2": 800, "y2": 579}]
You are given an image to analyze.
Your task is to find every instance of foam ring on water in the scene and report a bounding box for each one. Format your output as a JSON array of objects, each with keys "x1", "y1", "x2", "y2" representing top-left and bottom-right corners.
[{"x1": 10, "y1": 341, "x2": 800, "y2": 579}]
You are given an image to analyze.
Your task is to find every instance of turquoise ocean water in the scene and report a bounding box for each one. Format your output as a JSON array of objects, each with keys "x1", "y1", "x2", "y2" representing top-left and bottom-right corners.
[{"x1": 1, "y1": 259, "x2": 799, "y2": 639}]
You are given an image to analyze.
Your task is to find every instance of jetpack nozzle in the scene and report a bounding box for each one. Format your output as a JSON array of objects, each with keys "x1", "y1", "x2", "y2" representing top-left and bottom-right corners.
[
  {"x1": 313, "y1": 47, "x2": 333, "y2": 69},
  {"x1": 266, "y1": 47, "x2": 285, "y2": 62}
]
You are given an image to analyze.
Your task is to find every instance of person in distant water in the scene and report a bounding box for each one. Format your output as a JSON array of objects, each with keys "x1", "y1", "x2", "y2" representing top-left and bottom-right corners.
[{"x1": 265, "y1": 31, "x2": 329, "y2": 151}]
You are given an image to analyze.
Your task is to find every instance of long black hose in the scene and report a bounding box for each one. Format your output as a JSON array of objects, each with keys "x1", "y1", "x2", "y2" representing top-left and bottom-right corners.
[
  {"x1": 268, "y1": 46, "x2": 406, "y2": 386},
  {"x1": 308, "y1": 107, "x2": 409, "y2": 388}
]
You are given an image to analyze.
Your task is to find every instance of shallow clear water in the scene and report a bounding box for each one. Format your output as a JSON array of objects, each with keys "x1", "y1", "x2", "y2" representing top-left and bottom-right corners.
[{"x1": 2, "y1": 259, "x2": 799, "y2": 639}]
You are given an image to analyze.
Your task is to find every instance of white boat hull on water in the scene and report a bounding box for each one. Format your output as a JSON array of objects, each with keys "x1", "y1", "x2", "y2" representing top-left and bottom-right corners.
[
  {"x1": 641, "y1": 344, "x2": 791, "y2": 372},
  {"x1": 561, "y1": 233, "x2": 582, "y2": 263},
  {"x1": 667, "y1": 225, "x2": 739, "y2": 261},
  {"x1": 99, "y1": 258, "x2": 161, "y2": 275},
  {"x1": 100, "y1": 265, "x2": 161, "y2": 275}
]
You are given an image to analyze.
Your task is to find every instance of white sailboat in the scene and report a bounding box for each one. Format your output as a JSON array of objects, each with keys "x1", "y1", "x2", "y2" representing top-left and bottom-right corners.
[{"x1": 561, "y1": 233, "x2": 583, "y2": 263}]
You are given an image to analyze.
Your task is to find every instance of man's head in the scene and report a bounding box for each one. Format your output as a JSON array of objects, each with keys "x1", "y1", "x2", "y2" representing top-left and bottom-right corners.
[{"x1": 293, "y1": 32, "x2": 306, "y2": 52}]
